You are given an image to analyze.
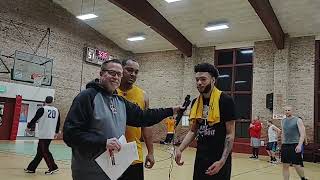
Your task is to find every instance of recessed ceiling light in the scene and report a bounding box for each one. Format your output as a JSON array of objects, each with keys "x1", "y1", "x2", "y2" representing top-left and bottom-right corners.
[
  {"x1": 165, "y1": 0, "x2": 182, "y2": 3},
  {"x1": 240, "y1": 49, "x2": 253, "y2": 54},
  {"x1": 205, "y1": 23, "x2": 229, "y2": 31},
  {"x1": 76, "y1": 13, "x2": 98, "y2": 20},
  {"x1": 127, "y1": 36, "x2": 146, "y2": 42}
]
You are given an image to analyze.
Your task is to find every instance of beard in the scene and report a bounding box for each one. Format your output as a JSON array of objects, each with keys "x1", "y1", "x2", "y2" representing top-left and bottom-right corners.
[{"x1": 201, "y1": 83, "x2": 212, "y2": 94}]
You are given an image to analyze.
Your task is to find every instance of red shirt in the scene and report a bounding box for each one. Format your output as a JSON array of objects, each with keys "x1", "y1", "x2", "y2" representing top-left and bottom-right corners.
[{"x1": 249, "y1": 121, "x2": 262, "y2": 138}]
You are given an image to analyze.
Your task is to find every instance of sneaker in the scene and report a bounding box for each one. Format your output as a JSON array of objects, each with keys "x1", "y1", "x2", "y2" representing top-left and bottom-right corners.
[
  {"x1": 24, "y1": 168, "x2": 35, "y2": 173},
  {"x1": 45, "y1": 168, "x2": 59, "y2": 175},
  {"x1": 271, "y1": 160, "x2": 278, "y2": 164},
  {"x1": 249, "y1": 156, "x2": 256, "y2": 159},
  {"x1": 160, "y1": 141, "x2": 168, "y2": 145}
]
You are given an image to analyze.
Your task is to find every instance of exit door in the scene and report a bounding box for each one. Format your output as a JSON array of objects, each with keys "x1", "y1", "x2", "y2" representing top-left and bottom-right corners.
[{"x1": 0, "y1": 98, "x2": 15, "y2": 140}]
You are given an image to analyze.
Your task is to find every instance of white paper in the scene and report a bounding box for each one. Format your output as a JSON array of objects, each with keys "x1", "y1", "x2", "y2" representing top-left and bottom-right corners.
[
  {"x1": 118, "y1": 135, "x2": 127, "y2": 144},
  {"x1": 95, "y1": 138, "x2": 138, "y2": 180}
]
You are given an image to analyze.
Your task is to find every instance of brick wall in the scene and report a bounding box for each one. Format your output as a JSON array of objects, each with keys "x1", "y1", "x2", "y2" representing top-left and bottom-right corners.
[
  {"x1": 0, "y1": 1, "x2": 316, "y2": 144},
  {"x1": 287, "y1": 36, "x2": 315, "y2": 141},
  {"x1": 134, "y1": 47, "x2": 215, "y2": 142},
  {"x1": 0, "y1": 0, "x2": 131, "y2": 122},
  {"x1": 253, "y1": 36, "x2": 315, "y2": 142},
  {"x1": 136, "y1": 37, "x2": 315, "y2": 143}
]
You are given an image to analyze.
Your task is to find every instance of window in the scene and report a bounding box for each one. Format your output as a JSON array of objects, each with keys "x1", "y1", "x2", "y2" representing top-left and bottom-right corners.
[
  {"x1": 236, "y1": 49, "x2": 253, "y2": 64},
  {"x1": 216, "y1": 67, "x2": 232, "y2": 91},
  {"x1": 234, "y1": 94, "x2": 251, "y2": 119},
  {"x1": 217, "y1": 50, "x2": 233, "y2": 65},
  {"x1": 235, "y1": 66, "x2": 252, "y2": 91},
  {"x1": 215, "y1": 48, "x2": 253, "y2": 138}
]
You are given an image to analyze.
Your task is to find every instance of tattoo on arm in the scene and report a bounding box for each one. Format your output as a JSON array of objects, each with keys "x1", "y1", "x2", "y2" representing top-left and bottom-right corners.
[
  {"x1": 220, "y1": 121, "x2": 235, "y2": 163},
  {"x1": 220, "y1": 135, "x2": 234, "y2": 163}
]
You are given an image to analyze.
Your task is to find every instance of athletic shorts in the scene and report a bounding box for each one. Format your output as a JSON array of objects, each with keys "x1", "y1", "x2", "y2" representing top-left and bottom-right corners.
[
  {"x1": 118, "y1": 163, "x2": 144, "y2": 180},
  {"x1": 266, "y1": 142, "x2": 277, "y2": 152},
  {"x1": 193, "y1": 156, "x2": 231, "y2": 180},
  {"x1": 250, "y1": 138, "x2": 261, "y2": 147},
  {"x1": 281, "y1": 144, "x2": 303, "y2": 166}
]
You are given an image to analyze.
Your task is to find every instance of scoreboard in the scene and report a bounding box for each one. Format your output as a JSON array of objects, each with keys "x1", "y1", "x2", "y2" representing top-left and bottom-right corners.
[{"x1": 85, "y1": 47, "x2": 113, "y2": 66}]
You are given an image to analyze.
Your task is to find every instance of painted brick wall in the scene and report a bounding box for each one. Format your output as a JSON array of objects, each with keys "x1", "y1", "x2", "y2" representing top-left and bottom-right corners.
[
  {"x1": 0, "y1": 0, "x2": 131, "y2": 123},
  {"x1": 134, "y1": 47, "x2": 215, "y2": 142},
  {"x1": 0, "y1": 1, "x2": 315, "y2": 144},
  {"x1": 136, "y1": 37, "x2": 315, "y2": 143},
  {"x1": 253, "y1": 36, "x2": 315, "y2": 142},
  {"x1": 287, "y1": 36, "x2": 315, "y2": 141}
]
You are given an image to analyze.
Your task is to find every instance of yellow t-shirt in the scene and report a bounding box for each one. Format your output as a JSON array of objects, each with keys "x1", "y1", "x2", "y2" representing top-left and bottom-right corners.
[
  {"x1": 117, "y1": 85, "x2": 145, "y2": 164},
  {"x1": 165, "y1": 117, "x2": 175, "y2": 133}
]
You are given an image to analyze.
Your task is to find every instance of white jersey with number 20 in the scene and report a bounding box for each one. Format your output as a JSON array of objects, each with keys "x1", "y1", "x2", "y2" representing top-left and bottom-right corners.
[{"x1": 38, "y1": 106, "x2": 59, "y2": 139}]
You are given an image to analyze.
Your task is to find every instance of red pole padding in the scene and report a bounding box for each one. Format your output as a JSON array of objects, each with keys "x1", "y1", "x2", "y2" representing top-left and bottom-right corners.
[{"x1": 10, "y1": 95, "x2": 22, "y2": 140}]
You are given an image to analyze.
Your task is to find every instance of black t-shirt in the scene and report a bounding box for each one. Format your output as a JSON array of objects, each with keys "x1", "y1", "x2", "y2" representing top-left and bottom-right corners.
[{"x1": 191, "y1": 92, "x2": 236, "y2": 162}]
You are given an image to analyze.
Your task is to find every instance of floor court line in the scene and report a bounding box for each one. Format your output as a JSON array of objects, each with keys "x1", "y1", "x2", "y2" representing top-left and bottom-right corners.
[{"x1": 0, "y1": 140, "x2": 319, "y2": 180}]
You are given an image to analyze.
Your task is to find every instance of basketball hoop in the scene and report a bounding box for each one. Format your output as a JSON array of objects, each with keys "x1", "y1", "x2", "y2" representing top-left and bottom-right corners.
[{"x1": 31, "y1": 73, "x2": 44, "y2": 87}]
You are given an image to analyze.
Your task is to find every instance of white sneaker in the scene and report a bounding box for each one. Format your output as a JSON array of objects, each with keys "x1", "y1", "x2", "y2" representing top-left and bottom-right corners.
[{"x1": 44, "y1": 168, "x2": 59, "y2": 175}]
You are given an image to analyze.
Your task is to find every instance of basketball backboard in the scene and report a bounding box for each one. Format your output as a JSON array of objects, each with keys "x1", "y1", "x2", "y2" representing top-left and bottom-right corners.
[{"x1": 11, "y1": 51, "x2": 53, "y2": 86}]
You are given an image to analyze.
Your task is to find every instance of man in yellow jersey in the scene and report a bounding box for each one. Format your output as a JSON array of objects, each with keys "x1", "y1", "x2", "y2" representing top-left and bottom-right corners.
[
  {"x1": 117, "y1": 59, "x2": 154, "y2": 180},
  {"x1": 160, "y1": 116, "x2": 176, "y2": 144}
]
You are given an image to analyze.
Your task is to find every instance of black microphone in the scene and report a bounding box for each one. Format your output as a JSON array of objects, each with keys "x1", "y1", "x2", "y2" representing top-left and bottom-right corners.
[{"x1": 175, "y1": 95, "x2": 191, "y2": 127}]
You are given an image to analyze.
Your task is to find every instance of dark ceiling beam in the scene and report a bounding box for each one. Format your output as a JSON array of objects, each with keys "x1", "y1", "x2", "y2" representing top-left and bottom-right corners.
[
  {"x1": 108, "y1": 0, "x2": 193, "y2": 57},
  {"x1": 248, "y1": 0, "x2": 285, "y2": 49}
]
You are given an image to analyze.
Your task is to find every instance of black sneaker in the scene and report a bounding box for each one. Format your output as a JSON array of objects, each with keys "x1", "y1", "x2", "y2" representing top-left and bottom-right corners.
[
  {"x1": 249, "y1": 156, "x2": 256, "y2": 159},
  {"x1": 45, "y1": 168, "x2": 59, "y2": 175},
  {"x1": 24, "y1": 168, "x2": 35, "y2": 173}
]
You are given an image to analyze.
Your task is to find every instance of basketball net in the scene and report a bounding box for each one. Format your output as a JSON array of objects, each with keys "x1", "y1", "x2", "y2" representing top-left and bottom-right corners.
[{"x1": 31, "y1": 73, "x2": 44, "y2": 87}]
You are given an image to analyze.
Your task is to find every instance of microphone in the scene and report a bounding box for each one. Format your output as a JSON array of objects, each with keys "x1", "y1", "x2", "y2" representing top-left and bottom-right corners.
[{"x1": 175, "y1": 95, "x2": 191, "y2": 127}]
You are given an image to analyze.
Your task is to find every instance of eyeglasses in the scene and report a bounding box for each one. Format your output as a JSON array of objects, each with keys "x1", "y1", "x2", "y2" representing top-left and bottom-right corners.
[{"x1": 102, "y1": 69, "x2": 123, "y2": 78}]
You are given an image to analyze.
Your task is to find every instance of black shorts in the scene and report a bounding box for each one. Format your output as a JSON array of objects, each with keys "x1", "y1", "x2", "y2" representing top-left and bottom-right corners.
[
  {"x1": 281, "y1": 144, "x2": 303, "y2": 166},
  {"x1": 193, "y1": 156, "x2": 231, "y2": 180},
  {"x1": 266, "y1": 142, "x2": 277, "y2": 152},
  {"x1": 118, "y1": 163, "x2": 144, "y2": 180}
]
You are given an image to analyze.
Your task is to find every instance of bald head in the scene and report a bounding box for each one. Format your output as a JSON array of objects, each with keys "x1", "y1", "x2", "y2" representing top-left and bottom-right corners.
[{"x1": 284, "y1": 106, "x2": 293, "y2": 117}]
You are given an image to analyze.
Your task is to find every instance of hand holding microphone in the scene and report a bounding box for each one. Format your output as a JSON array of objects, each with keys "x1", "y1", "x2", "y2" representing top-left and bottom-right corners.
[
  {"x1": 175, "y1": 95, "x2": 191, "y2": 126},
  {"x1": 172, "y1": 95, "x2": 191, "y2": 115}
]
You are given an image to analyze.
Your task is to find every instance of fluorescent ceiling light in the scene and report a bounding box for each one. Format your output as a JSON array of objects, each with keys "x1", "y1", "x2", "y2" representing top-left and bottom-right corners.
[
  {"x1": 127, "y1": 36, "x2": 145, "y2": 42},
  {"x1": 165, "y1": 0, "x2": 182, "y2": 3},
  {"x1": 241, "y1": 49, "x2": 253, "y2": 54},
  {"x1": 205, "y1": 23, "x2": 229, "y2": 31},
  {"x1": 218, "y1": 75, "x2": 230, "y2": 78},
  {"x1": 76, "y1": 13, "x2": 98, "y2": 20}
]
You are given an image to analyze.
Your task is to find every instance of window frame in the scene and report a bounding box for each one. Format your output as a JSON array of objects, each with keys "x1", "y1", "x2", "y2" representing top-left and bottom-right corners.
[{"x1": 215, "y1": 48, "x2": 253, "y2": 138}]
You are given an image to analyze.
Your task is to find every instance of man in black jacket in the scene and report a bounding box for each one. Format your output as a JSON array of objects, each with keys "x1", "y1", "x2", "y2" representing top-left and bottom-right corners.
[{"x1": 63, "y1": 59, "x2": 182, "y2": 180}]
